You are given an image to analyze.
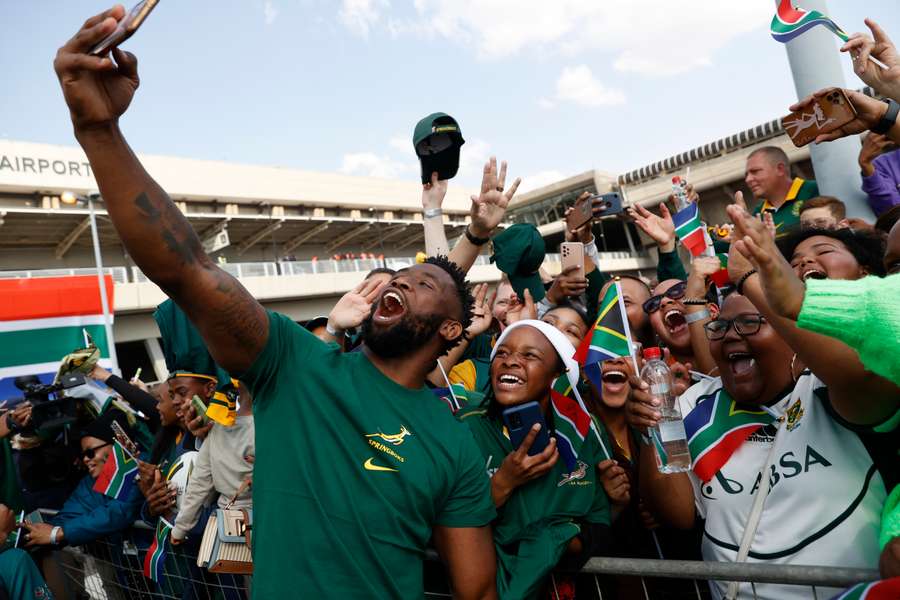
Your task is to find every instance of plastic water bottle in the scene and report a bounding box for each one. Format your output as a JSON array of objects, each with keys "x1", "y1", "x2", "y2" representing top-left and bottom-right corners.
[
  {"x1": 671, "y1": 176, "x2": 690, "y2": 210},
  {"x1": 641, "y1": 347, "x2": 691, "y2": 473}
]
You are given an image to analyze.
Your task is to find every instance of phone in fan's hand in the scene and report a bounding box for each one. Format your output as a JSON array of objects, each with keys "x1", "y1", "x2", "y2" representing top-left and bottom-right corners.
[
  {"x1": 191, "y1": 395, "x2": 210, "y2": 425},
  {"x1": 90, "y1": 0, "x2": 159, "y2": 56},
  {"x1": 589, "y1": 192, "x2": 624, "y2": 218},
  {"x1": 565, "y1": 195, "x2": 594, "y2": 232},
  {"x1": 560, "y1": 242, "x2": 585, "y2": 279},
  {"x1": 782, "y1": 88, "x2": 857, "y2": 147},
  {"x1": 502, "y1": 402, "x2": 550, "y2": 456}
]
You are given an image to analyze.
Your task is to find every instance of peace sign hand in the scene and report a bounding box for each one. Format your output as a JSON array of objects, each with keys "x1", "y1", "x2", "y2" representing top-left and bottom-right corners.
[{"x1": 469, "y1": 157, "x2": 521, "y2": 238}]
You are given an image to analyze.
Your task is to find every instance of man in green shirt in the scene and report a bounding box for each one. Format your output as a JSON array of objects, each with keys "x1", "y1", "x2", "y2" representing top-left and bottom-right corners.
[
  {"x1": 54, "y1": 8, "x2": 501, "y2": 598},
  {"x1": 745, "y1": 146, "x2": 820, "y2": 237}
]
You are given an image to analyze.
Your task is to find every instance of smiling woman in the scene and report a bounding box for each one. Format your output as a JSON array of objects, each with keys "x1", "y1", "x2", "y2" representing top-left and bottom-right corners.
[
  {"x1": 456, "y1": 320, "x2": 612, "y2": 600},
  {"x1": 778, "y1": 226, "x2": 887, "y2": 281}
]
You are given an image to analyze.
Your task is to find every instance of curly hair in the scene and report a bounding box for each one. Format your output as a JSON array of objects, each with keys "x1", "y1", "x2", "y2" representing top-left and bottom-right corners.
[
  {"x1": 424, "y1": 255, "x2": 475, "y2": 353},
  {"x1": 776, "y1": 227, "x2": 887, "y2": 277}
]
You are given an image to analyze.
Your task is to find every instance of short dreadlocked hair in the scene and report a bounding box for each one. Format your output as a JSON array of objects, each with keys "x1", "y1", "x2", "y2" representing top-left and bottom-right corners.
[{"x1": 424, "y1": 255, "x2": 475, "y2": 353}]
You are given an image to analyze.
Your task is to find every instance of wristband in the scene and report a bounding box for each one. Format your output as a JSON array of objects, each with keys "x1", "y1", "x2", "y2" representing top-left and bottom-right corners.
[
  {"x1": 423, "y1": 207, "x2": 443, "y2": 219},
  {"x1": 684, "y1": 308, "x2": 711, "y2": 323},
  {"x1": 736, "y1": 269, "x2": 757, "y2": 296},
  {"x1": 682, "y1": 298, "x2": 708, "y2": 306},
  {"x1": 325, "y1": 322, "x2": 343, "y2": 338},
  {"x1": 464, "y1": 225, "x2": 491, "y2": 246},
  {"x1": 50, "y1": 526, "x2": 62, "y2": 545},
  {"x1": 583, "y1": 238, "x2": 599, "y2": 258},
  {"x1": 871, "y1": 98, "x2": 900, "y2": 135}
]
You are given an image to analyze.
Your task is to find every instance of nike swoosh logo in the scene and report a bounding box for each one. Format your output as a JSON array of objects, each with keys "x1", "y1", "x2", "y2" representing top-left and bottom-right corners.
[{"x1": 363, "y1": 457, "x2": 398, "y2": 472}]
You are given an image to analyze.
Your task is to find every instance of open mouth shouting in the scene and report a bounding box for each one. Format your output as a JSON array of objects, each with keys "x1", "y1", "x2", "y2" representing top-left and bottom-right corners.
[
  {"x1": 601, "y1": 369, "x2": 628, "y2": 396},
  {"x1": 724, "y1": 348, "x2": 757, "y2": 382},
  {"x1": 496, "y1": 372, "x2": 525, "y2": 392},
  {"x1": 800, "y1": 268, "x2": 827, "y2": 282},
  {"x1": 663, "y1": 309, "x2": 688, "y2": 335},
  {"x1": 373, "y1": 288, "x2": 407, "y2": 324}
]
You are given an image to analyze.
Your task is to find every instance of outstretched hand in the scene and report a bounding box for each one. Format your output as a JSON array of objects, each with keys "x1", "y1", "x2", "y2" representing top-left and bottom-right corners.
[
  {"x1": 467, "y1": 283, "x2": 493, "y2": 337},
  {"x1": 628, "y1": 203, "x2": 676, "y2": 252},
  {"x1": 328, "y1": 277, "x2": 387, "y2": 332},
  {"x1": 842, "y1": 18, "x2": 900, "y2": 102},
  {"x1": 469, "y1": 157, "x2": 521, "y2": 238},
  {"x1": 505, "y1": 289, "x2": 537, "y2": 324},
  {"x1": 54, "y1": 6, "x2": 140, "y2": 132},
  {"x1": 727, "y1": 203, "x2": 805, "y2": 320},
  {"x1": 422, "y1": 172, "x2": 448, "y2": 210}
]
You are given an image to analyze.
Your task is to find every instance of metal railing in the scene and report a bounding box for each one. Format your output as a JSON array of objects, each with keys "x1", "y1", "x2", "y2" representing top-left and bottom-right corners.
[
  {"x1": 48, "y1": 525, "x2": 879, "y2": 600},
  {"x1": 0, "y1": 266, "x2": 129, "y2": 284}
]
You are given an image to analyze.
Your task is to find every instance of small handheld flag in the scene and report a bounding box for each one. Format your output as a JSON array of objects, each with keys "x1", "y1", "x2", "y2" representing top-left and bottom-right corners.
[
  {"x1": 92, "y1": 440, "x2": 139, "y2": 501},
  {"x1": 574, "y1": 280, "x2": 635, "y2": 392},
  {"x1": 770, "y1": 0, "x2": 848, "y2": 43},
  {"x1": 684, "y1": 389, "x2": 776, "y2": 482},
  {"x1": 672, "y1": 203, "x2": 708, "y2": 257},
  {"x1": 549, "y1": 376, "x2": 593, "y2": 472},
  {"x1": 143, "y1": 517, "x2": 173, "y2": 583},
  {"x1": 710, "y1": 253, "x2": 731, "y2": 289}
]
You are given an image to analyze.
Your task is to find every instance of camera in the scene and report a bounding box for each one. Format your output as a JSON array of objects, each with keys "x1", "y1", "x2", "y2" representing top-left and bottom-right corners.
[{"x1": 9, "y1": 373, "x2": 86, "y2": 433}]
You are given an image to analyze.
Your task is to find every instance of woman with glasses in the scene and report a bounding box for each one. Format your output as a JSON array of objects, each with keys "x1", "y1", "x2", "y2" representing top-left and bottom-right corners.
[{"x1": 22, "y1": 410, "x2": 144, "y2": 549}]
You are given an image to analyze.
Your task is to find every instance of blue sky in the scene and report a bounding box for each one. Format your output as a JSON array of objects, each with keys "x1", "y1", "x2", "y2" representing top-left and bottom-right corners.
[{"x1": 1, "y1": 1, "x2": 898, "y2": 191}]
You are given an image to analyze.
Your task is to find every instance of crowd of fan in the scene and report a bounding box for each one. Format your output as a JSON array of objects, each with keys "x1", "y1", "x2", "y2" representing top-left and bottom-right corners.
[{"x1": 2, "y1": 8, "x2": 900, "y2": 600}]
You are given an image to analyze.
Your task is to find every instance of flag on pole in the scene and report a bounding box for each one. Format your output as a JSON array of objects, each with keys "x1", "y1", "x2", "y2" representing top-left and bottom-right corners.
[
  {"x1": 830, "y1": 578, "x2": 900, "y2": 600},
  {"x1": 710, "y1": 253, "x2": 731, "y2": 288},
  {"x1": 92, "y1": 441, "x2": 139, "y2": 501},
  {"x1": 672, "y1": 203, "x2": 708, "y2": 257},
  {"x1": 549, "y1": 376, "x2": 595, "y2": 471},
  {"x1": 684, "y1": 388, "x2": 776, "y2": 482},
  {"x1": 574, "y1": 280, "x2": 634, "y2": 392},
  {"x1": 770, "y1": 0, "x2": 849, "y2": 44},
  {"x1": 143, "y1": 517, "x2": 173, "y2": 583},
  {"x1": 0, "y1": 276, "x2": 115, "y2": 399}
]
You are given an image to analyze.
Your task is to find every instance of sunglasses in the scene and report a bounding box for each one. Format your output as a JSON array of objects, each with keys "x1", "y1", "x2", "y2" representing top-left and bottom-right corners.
[
  {"x1": 81, "y1": 443, "x2": 110, "y2": 460},
  {"x1": 642, "y1": 281, "x2": 687, "y2": 314},
  {"x1": 703, "y1": 314, "x2": 766, "y2": 341}
]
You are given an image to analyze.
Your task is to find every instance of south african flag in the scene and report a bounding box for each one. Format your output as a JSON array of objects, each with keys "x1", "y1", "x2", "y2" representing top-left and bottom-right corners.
[
  {"x1": 92, "y1": 441, "x2": 138, "y2": 501},
  {"x1": 574, "y1": 280, "x2": 634, "y2": 392},
  {"x1": 710, "y1": 253, "x2": 730, "y2": 289},
  {"x1": 672, "y1": 202, "x2": 707, "y2": 257},
  {"x1": 771, "y1": 0, "x2": 848, "y2": 43},
  {"x1": 143, "y1": 517, "x2": 172, "y2": 583},
  {"x1": 684, "y1": 388, "x2": 776, "y2": 482},
  {"x1": 830, "y1": 578, "x2": 900, "y2": 600},
  {"x1": 550, "y1": 377, "x2": 592, "y2": 471}
]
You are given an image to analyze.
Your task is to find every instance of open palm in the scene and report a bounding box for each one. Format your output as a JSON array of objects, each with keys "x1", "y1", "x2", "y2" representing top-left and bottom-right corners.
[{"x1": 470, "y1": 157, "x2": 521, "y2": 237}]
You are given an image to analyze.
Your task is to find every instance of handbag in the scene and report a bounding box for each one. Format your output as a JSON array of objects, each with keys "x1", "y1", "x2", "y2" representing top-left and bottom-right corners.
[{"x1": 197, "y1": 480, "x2": 253, "y2": 574}]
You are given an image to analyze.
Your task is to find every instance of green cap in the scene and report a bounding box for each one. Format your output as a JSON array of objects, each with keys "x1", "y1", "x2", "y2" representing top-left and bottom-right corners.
[
  {"x1": 153, "y1": 299, "x2": 230, "y2": 386},
  {"x1": 490, "y1": 223, "x2": 546, "y2": 302},
  {"x1": 413, "y1": 112, "x2": 465, "y2": 185}
]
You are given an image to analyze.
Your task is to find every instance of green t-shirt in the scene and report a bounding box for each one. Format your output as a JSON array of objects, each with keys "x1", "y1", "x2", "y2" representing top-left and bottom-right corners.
[
  {"x1": 751, "y1": 178, "x2": 819, "y2": 238},
  {"x1": 240, "y1": 311, "x2": 496, "y2": 599},
  {"x1": 457, "y1": 406, "x2": 610, "y2": 598}
]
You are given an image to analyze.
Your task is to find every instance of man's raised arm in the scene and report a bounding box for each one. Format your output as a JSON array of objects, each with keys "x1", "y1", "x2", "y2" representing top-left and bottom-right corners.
[{"x1": 54, "y1": 7, "x2": 267, "y2": 374}]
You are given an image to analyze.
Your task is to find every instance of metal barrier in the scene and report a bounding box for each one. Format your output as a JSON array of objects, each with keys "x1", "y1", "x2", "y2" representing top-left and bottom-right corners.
[{"x1": 51, "y1": 528, "x2": 878, "y2": 600}]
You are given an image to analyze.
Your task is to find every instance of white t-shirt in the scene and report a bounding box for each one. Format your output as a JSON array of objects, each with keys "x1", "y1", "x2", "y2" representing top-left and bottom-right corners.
[{"x1": 678, "y1": 372, "x2": 898, "y2": 600}]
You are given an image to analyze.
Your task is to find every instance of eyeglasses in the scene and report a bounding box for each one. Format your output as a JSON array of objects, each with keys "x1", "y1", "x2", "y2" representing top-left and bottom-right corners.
[
  {"x1": 703, "y1": 314, "x2": 766, "y2": 341},
  {"x1": 81, "y1": 443, "x2": 110, "y2": 460},
  {"x1": 642, "y1": 281, "x2": 687, "y2": 314}
]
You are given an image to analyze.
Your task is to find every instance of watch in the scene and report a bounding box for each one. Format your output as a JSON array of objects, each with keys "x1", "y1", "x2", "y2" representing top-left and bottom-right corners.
[
  {"x1": 464, "y1": 226, "x2": 491, "y2": 246},
  {"x1": 871, "y1": 98, "x2": 900, "y2": 135}
]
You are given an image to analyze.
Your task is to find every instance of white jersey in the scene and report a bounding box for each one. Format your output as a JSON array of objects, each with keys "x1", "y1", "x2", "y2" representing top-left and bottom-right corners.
[{"x1": 678, "y1": 372, "x2": 898, "y2": 600}]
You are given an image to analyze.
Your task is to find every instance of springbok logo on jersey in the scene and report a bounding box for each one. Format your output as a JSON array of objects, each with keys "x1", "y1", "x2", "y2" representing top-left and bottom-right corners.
[
  {"x1": 786, "y1": 399, "x2": 804, "y2": 431},
  {"x1": 558, "y1": 461, "x2": 589, "y2": 487},
  {"x1": 365, "y1": 425, "x2": 412, "y2": 446}
]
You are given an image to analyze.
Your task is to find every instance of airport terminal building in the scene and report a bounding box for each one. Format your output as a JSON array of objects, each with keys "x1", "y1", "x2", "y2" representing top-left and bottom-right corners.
[{"x1": 0, "y1": 108, "x2": 813, "y2": 380}]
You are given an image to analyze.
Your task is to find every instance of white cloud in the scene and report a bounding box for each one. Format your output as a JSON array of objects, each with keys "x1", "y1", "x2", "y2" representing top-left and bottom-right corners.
[
  {"x1": 518, "y1": 170, "x2": 567, "y2": 193},
  {"x1": 339, "y1": 0, "x2": 390, "y2": 38},
  {"x1": 364, "y1": 1, "x2": 770, "y2": 77},
  {"x1": 553, "y1": 65, "x2": 625, "y2": 107},
  {"x1": 339, "y1": 152, "x2": 414, "y2": 179},
  {"x1": 263, "y1": 1, "x2": 278, "y2": 25},
  {"x1": 388, "y1": 135, "x2": 410, "y2": 153}
]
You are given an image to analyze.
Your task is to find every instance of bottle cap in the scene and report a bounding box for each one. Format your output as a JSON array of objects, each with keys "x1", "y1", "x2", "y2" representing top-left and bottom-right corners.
[
  {"x1": 642, "y1": 347, "x2": 662, "y2": 360},
  {"x1": 672, "y1": 176, "x2": 682, "y2": 184}
]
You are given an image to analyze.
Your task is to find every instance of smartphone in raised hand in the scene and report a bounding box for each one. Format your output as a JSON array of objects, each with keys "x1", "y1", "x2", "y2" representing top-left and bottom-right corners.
[
  {"x1": 560, "y1": 242, "x2": 585, "y2": 279},
  {"x1": 565, "y1": 195, "x2": 594, "y2": 232},
  {"x1": 782, "y1": 88, "x2": 857, "y2": 147},
  {"x1": 90, "y1": 0, "x2": 160, "y2": 56}
]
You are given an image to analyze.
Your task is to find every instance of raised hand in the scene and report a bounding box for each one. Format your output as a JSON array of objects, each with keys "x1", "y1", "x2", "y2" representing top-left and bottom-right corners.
[
  {"x1": 422, "y1": 171, "x2": 448, "y2": 210},
  {"x1": 686, "y1": 255, "x2": 721, "y2": 298},
  {"x1": 467, "y1": 283, "x2": 493, "y2": 337},
  {"x1": 54, "y1": 6, "x2": 140, "y2": 132},
  {"x1": 505, "y1": 289, "x2": 537, "y2": 324},
  {"x1": 546, "y1": 265, "x2": 588, "y2": 304},
  {"x1": 328, "y1": 276, "x2": 387, "y2": 332},
  {"x1": 624, "y1": 373, "x2": 659, "y2": 433},
  {"x1": 842, "y1": 19, "x2": 900, "y2": 102},
  {"x1": 789, "y1": 88, "x2": 890, "y2": 144},
  {"x1": 628, "y1": 203, "x2": 676, "y2": 252},
  {"x1": 727, "y1": 204, "x2": 806, "y2": 320},
  {"x1": 469, "y1": 157, "x2": 521, "y2": 238},
  {"x1": 859, "y1": 132, "x2": 894, "y2": 176},
  {"x1": 564, "y1": 192, "x2": 596, "y2": 244},
  {"x1": 597, "y1": 459, "x2": 630, "y2": 507}
]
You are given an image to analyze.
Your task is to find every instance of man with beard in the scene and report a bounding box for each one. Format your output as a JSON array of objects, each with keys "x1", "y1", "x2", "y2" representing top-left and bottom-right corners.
[{"x1": 53, "y1": 8, "x2": 498, "y2": 598}]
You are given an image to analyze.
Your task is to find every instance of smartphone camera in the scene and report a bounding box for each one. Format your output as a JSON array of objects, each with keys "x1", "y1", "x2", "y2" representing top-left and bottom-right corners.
[{"x1": 508, "y1": 413, "x2": 522, "y2": 429}]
